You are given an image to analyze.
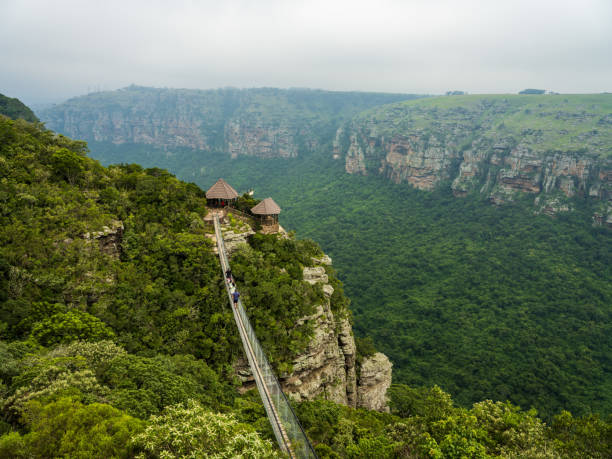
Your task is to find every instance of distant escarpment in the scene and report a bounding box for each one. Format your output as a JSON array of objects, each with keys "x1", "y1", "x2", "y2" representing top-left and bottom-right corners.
[
  {"x1": 337, "y1": 94, "x2": 612, "y2": 224},
  {"x1": 40, "y1": 85, "x2": 418, "y2": 159}
]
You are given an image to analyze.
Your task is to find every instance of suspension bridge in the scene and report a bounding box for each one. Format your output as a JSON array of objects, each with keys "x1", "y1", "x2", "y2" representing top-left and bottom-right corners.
[{"x1": 213, "y1": 216, "x2": 317, "y2": 458}]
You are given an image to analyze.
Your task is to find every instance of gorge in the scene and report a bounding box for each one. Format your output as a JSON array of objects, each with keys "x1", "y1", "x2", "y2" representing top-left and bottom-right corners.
[
  {"x1": 36, "y1": 88, "x2": 612, "y2": 420},
  {"x1": 1, "y1": 92, "x2": 611, "y2": 457}
]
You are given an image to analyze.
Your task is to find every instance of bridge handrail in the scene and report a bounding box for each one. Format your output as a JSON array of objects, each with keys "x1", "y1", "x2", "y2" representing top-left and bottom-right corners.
[
  {"x1": 225, "y1": 205, "x2": 254, "y2": 221},
  {"x1": 214, "y1": 216, "x2": 317, "y2": 458}
]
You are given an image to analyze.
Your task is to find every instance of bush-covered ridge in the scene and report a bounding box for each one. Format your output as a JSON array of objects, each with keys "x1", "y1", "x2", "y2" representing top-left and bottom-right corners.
[
  {"x1": 0, "y1": 94, "x2": 38, "y2": 123},
  {"x1": 0, "y1": 115, "x2": 340, "y2": 371},
  {"x1": 0, "y1": 116, "x2": 234, "y2": 362},
  {"x1": 0, "y1": 115, "x2": 277, "y2": 457}
]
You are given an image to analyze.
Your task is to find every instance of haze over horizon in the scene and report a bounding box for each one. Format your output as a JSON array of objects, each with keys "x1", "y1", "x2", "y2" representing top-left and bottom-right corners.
[{"x1": 1, "y1": 0, "x2": 611, "y2": 105}]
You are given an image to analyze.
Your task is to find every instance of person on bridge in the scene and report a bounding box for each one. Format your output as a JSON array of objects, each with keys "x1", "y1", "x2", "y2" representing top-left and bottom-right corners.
[
  {"x1": 232, "y1": 290, "x2": 240, "y2": 308},
  {"x1": 225, "y1": 268, "x2": 232, "y2": 283}
]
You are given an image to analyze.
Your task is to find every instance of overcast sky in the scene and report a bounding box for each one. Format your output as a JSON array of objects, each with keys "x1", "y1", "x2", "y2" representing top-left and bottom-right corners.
[{"x1": 1, "y1": 0, "x2": 611, "y2": 104}]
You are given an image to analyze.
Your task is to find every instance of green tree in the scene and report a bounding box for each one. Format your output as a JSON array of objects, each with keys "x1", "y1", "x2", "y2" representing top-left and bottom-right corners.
[
  {"x1": 132, "y1": 400, "x2": 281, "y2": 458},
  {"x1": 49, "y1": 147, "x2": 86, "y2": 184},
  {"x1": 549, "y1": 410, "x2": 612, "y2": 458},
  {"x1": 30, "y1": 310, "x2": 114, "y2": 346},
  {"x1": 0, "y1": 397, "x2": 143, "y2": 459},
  {"x1": 389, "y1": 384, "x2": 454, "y2": 420}
]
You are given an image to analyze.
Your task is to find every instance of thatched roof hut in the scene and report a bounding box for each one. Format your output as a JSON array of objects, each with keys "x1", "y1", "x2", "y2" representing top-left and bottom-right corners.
[
  {"x1": 206, "y1": 178, "x2": 239, "y2": 200},
  {"x1": 251, "y1": 198, "x2": 281, "y2": 216}
]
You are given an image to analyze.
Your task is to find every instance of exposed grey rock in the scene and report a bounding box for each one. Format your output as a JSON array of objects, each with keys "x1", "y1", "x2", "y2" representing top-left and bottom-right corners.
[
  {"x1": 357, "y1": 353, "x2": 393, "y2": 412},
  {"x1": 285, "y1": 302, "x2": 351, "y2": 405},
  {"x1": 312, "y1": 254, "x2": 332, "y2": 265},
  {"x1": 226, "y1": 118, "x2": 300, "y2": 159},
  {"x1": 226, "y1": 232, "x2": 391, "y2": 410},
  {"x1": 322, "y1": 284, "x2": 334, "y2": 297},
  {"x1": 345, "y1": 134, "x2": 367, "y2": 175},
  {"x1": 83, "y1": 220, "x2": 123, "y2": 257},
  {"x1": 222, "y1": 227, "x2": 255, "y2": 256},
  {"x1": 280, "y1": 260, "x2": 391, "y2": 410},
  {"x1": 339, "y1": 101, "x2": 612, "y2": 223},
  {"x1": 302, "y1": 266, "x2": 328, "y2": 285}
]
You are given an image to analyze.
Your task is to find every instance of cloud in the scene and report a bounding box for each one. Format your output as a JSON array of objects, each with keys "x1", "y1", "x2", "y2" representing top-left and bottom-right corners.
[{"x1": 1, "y1": 0, "x2": 611, "y2": 103}]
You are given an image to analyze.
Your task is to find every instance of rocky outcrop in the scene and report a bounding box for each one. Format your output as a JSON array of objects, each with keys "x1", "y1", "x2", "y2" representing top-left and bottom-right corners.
[
  {"x1": 281, "y1": 261, "x2": 357, "y2": 406},
  {"x1": 83, "y1": 220, "x2": 124, "y2": 257},
  {"x1": 379, "y1": 135, "x2": 456, "y2": 190},
  {"x1": 221, "y1": 227, "x2": 255, "y2": 256},
  {"x1": 283, "y1": 302, "x2": 357, "y2": 406},
  {"x1": 233, "y1": 252, "x2": 391, "y2": 411},
  {"x1": 357, "y1": 353, "x2": 393, "y2": 412},
  {"x1": 226, "y1": 119, "x2": 300, "y2": 159},
  {"x1": 344, "y1": 134, "x2": 368, "y2": 175},
  {"x1": 302, "y1": 266, "x2": 328, "y2": 285},
  {"x1": 284, "y1": 259, "x2": 392, "y2": 410},
  {"x1": 312, "y1": 254, "x2": 332, "y2": 265},
  {"x1": 344, "y1": 128, "x2": 611, "y2": 207}
]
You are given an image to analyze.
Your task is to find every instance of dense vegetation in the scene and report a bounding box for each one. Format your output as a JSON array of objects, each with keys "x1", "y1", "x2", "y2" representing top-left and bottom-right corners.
[
  {"x1": 0, "y1": 115, "x2": 315, "y2": 456},
  {"x1": 299, "y1": 386, "x2": 611, "y2": 458},
  {"x1": 0, "y1": 94, "x2": 38, "y2": 123},
  {"x1": 1, "y1": 113, "x2": 611, "y2": 456},
  {"x1": 90, "y1": 138, "x2": 612, "y2": 421}
]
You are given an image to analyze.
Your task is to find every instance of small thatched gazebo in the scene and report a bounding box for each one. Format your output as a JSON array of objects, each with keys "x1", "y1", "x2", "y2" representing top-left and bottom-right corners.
[
  {"x1": 206, "y1": 178, "x2": 239, "y2": 208},
  {"x1": 251, "y1": 197, "x2": 281, "y2": 233}
]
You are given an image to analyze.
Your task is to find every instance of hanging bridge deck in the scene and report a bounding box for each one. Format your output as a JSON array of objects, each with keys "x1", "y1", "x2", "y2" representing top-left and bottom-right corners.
[{"x1": 213, "y1": 216, "x2": 317, "y2": 458}]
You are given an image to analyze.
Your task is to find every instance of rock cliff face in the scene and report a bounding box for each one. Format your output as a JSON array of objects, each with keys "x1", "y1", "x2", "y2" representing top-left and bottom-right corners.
[
  {"x1": 226, "y1": 119, "x2": 302, "y2": 159},
  {"x1": 340, "y1": 95, "x2": 612, "y2": 224},
  {"x1": 40, "y1": 86, "x2": 416, "y2": 160},
  {"x1": 231, "y1": 245, "x2": 392, "y2": 411},
  {"x1": 284, "y1": 260, "x2": 392, "y2": 411}
]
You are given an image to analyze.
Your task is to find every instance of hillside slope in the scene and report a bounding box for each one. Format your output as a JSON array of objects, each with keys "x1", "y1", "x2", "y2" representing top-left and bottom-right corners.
[
  {"x1": 338, "y1": 94, "x2": 612, "y2": 223},
  {"x1": 0, "y1": 113, "x2": 371, "y2": 397},
  {"x1": 0, "y1": 93, "x2": 39, "y2": 123}
]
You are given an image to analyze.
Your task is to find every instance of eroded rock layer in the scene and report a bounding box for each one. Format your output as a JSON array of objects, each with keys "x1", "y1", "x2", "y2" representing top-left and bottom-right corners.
[
  {"x1": 339, "y1": 95, "x2": 612, "y2": 224},
  {"x1": 40, "y1": 86, "x2": 416, "y2": 159}
]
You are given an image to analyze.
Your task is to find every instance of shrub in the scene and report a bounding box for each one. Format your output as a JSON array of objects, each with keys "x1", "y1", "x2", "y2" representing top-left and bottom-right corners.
[
  {"x1": 132, "y1": 400, "x2": 281, "y2": 458},
  {"x1": 30, "y1": 310, "x2": 114, "y2": 346}
]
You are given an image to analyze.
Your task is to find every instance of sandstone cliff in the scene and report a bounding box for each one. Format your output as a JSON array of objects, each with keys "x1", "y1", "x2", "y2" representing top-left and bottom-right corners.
[
  {"x1": 40, "y1": 89, "x2": 612, "y2": 224},
  {"x1": 339, "y1": 95, "x2": 612, "y2": 225}
]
